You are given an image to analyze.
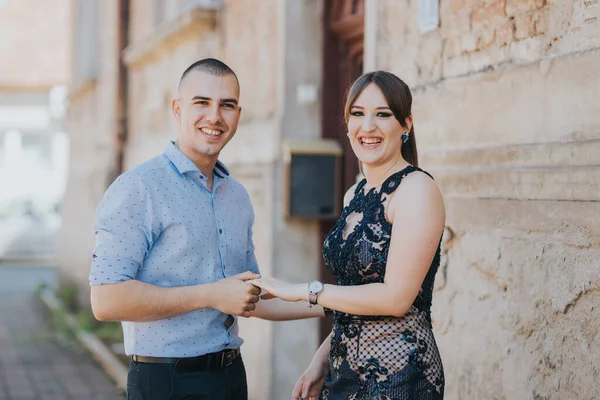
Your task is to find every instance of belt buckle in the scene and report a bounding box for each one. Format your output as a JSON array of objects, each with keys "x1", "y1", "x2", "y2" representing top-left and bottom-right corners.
[{"x1": 221, "y1": 351, "x2": 235, "y2": 368}]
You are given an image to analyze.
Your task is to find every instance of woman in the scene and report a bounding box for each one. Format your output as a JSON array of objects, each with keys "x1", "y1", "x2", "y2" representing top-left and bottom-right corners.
[{"x1": 252, "y1": 71, "x2": 445, "y2": 400}]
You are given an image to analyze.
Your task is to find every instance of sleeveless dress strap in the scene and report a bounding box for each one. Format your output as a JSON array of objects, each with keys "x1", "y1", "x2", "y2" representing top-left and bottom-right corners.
[
  {"x1": 381, "y1": 166, "x2": 434, "y2": 195},
  {"x1": 352, "y1": 166, "x2": 434, "y2": 197}
]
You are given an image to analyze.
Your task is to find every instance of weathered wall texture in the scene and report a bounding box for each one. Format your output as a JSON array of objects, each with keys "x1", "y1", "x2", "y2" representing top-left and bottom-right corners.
[
  {"x1": 375, "y1": 0, "x2": 600, "y2": 85},
  {"x1": 371, "y1": 1, "x2": 600, "y2": 399},
  {"x1": 0, "y1": 0, "x2": 70, "y2": 90},
  {"x1": 59, "y1": 0, "x2": 122, "y2": 298}
]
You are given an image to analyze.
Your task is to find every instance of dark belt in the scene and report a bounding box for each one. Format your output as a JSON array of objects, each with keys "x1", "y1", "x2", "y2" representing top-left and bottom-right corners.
[{"x1": 132, "y1": 348, "x2": 241, "y2": 371}]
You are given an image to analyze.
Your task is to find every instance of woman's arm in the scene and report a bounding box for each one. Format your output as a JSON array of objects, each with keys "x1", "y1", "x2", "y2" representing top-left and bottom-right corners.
[
  {"x1": 252, "y1": 173, "x2": 445, "y2": 317},
  {"x1": 250, "y1": 297, "x2": 325, "y2": 321}
]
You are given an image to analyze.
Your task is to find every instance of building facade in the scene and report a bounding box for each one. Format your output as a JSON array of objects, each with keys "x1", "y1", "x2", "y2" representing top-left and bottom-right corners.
[
  {"x1": 0, "y1": 0, "x2": 70, "y2": 224},
  {"x1": 62, "y1": 0, "x2": 600, "y2": 398}
]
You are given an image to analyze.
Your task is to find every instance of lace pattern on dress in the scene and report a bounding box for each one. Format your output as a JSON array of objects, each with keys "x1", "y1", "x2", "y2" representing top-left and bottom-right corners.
[{"x1": 320, "y1": 166, "x2": 445, "y2": 400}]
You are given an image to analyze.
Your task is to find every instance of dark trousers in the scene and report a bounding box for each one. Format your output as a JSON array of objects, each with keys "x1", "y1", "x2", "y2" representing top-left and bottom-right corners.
[{"x1": 126, "y1": 356, "x2": 248, "y2": 400}]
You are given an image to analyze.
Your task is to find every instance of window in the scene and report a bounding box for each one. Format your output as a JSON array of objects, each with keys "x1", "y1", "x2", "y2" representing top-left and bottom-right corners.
[
  {"x1": 73, "y1": 0, "x2": 99, "y2": 80},
  {"x1": 178, "y1": 0, "x2": 223, "y2": 13},
  {"x1": 418, "y1": 0, "x2": 440, "y2": 34},
  {"x1": 153, "y1": 0, "x2": 223, "y2": 27},
  {"x1": 152, "y1": 0, "x2": 166, "y2": 27}
]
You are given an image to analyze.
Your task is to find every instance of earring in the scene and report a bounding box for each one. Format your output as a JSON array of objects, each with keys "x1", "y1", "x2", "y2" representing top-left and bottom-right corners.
[{"x1": 401, "y1": 132, "x2": 409, "y2": 143}]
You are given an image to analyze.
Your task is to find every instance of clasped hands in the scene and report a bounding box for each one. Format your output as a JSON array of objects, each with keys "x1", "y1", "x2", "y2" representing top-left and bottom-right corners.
[
  {"x1": 213, "y1": 272, "x2": 307, "y2": 318},
  {"x1": 249, "y1": 277, "x2": 308, "y2": 303}
]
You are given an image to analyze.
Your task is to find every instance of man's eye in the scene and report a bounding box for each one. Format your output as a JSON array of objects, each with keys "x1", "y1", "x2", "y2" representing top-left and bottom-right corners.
[
  {"x1": 222, "y1": 103, "x2": 235, "y2": 109},
  {"x1": 194, "y1": 101, "x2": 208, "y2": 106}
]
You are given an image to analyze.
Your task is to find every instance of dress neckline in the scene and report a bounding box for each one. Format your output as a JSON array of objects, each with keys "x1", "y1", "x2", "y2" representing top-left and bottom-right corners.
[{"x1": 356, "y1": 165, "x2": 418, "y2": 196}]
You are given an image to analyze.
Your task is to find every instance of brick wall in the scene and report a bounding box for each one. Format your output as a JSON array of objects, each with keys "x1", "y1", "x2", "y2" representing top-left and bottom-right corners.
[{"x1": 376, "y1": 0, "x2": 600, "y2": 85}]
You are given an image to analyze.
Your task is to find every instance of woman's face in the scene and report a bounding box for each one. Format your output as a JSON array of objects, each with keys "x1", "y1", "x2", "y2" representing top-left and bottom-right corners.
[{"x1": 347, "y1": 83, "x2": 409, "y2": 168}]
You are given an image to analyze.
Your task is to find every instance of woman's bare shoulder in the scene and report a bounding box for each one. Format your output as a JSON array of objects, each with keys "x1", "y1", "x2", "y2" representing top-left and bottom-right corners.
[{"x1": 389, "y1": 170, "x2": 445, "y2": 221}]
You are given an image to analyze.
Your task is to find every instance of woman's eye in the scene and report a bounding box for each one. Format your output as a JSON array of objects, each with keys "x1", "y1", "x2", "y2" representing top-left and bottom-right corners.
[
  {"x1": 377, "y1": 112, "x2": 392, "y2": 118},
  {"x1": 350, "y1": 111, "x2": 363, "y2": 117}
]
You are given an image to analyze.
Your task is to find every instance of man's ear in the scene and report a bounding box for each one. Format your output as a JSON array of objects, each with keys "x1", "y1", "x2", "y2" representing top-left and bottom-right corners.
[{"x1": 172, "y1": 99, "x2": 181, "y2": 122}]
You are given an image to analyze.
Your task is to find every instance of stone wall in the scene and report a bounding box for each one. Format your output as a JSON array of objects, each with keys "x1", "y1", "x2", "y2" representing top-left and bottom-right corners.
[
  {"x1": 375, "y1": 0, "x2": 600, "y2": 85},
  {"x1": 0, "y1": 0, "x2": 70, "y2": 90},
  {"x1": 370, "y1": 1, "x2": 600, "y2": 398},
  {"x1": 59, "y1": 0, "x2": 122, "y2": 300}
]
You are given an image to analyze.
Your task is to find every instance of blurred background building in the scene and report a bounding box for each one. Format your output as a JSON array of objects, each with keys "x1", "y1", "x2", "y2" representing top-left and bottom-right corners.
[
  {"x1": 0, "y1": 0, "x2": 70, "y2": 260},
  {"x1": 1, "y1": 0, "x2": 599, "y2": 399}
]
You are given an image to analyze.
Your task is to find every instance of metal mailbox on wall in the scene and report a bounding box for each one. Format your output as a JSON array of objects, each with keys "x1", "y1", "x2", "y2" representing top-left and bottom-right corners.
[{"x1": 283, "y1": 139, "x2": 343, "y2": 220}]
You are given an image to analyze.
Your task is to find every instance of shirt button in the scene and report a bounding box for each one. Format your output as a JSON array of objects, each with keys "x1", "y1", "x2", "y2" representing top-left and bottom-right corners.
[{"x1": 219, "y1": 229, "x2": 223, "y2": 234}]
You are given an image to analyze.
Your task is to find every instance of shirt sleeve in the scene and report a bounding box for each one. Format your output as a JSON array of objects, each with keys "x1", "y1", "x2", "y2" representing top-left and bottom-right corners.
[
  {"x1": 89, "y1": 172, "x2": 155, "y2": 285},
  {"x1": 245, "y1": 206, "x2": 260, "y2": 275}
]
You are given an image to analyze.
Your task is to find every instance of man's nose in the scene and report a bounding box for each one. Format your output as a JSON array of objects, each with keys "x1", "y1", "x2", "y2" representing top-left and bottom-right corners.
[{"x1": 205, "y1": 105, "x2": 222, "y2": 124}]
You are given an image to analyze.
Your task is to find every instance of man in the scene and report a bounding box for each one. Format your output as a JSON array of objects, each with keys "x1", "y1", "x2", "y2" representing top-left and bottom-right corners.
[{"x1": 90, "y1": 59, "x2": 325, "y2": 400}]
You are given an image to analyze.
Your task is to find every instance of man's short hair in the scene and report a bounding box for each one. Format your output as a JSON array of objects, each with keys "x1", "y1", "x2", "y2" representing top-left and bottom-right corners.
[{"x1": 178, "y1": 58, "x2": 239, "y2": 89}]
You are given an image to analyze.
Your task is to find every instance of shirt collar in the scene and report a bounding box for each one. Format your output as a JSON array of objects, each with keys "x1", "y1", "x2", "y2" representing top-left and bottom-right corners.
[{"x1": 164, "y1": 141, "x2": 230, "y2": 179}]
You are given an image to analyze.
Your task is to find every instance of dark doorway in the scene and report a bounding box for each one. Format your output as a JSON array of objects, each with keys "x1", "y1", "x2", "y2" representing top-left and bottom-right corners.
[{"x1": 319, "y1": 0, "x2": 364, "y2": 342}]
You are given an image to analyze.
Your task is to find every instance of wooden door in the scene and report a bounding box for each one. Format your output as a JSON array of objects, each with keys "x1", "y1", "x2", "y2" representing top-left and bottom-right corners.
[{"x1": 319, "y1": 0, "x2": 364, "y2": 342}]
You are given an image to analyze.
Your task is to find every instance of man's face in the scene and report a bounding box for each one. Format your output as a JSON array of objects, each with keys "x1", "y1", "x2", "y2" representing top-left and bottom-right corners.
[{"x1": 172, "y1": 70, "x2": 242, "y2": 162}]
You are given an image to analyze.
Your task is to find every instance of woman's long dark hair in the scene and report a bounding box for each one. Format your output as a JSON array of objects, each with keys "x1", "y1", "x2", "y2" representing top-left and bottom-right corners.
[{"x1": 344, "y1": 71, "x2": 418, "y2": 167}]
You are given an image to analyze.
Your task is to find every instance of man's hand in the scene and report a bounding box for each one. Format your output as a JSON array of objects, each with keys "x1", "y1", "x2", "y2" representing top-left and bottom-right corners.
[{"x1": 209, "y1": 271, "x2": 261, "y2": 317}]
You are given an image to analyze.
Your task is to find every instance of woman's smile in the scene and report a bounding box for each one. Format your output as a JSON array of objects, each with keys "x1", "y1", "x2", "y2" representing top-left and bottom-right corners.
[{"x1": 358, "y1": 135, "x2": 384, "y2": 149}]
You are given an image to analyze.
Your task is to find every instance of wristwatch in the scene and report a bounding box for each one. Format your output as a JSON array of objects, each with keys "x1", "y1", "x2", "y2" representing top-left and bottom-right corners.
[{"x1": 308, "y1": 280, "x2": 324, "y2": 306}]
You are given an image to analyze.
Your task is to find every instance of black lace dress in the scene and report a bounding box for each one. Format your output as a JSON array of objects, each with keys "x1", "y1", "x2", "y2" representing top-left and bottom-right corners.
[{"x1": 320, "y1": 166, "x2": 444, "y2": 400}]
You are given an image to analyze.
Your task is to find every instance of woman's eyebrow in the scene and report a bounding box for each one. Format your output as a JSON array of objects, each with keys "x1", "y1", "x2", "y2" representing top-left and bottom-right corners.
[{"x1": 351, "y1": 105, "x2": 391, "y2": 110}]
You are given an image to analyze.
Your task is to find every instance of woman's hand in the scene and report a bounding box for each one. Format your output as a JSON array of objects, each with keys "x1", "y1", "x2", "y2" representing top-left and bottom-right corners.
[
  {"x1": 249, "y1": 277, "x2": 307, "y2": 303},
  {"x1": 291, "y1": 361, "x2": 328, "y2": 400}
]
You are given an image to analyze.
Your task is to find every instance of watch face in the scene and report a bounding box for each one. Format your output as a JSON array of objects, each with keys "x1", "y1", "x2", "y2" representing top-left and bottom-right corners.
[{"x1": 309, "y1": 281, "x2": 324, "y2": 293}]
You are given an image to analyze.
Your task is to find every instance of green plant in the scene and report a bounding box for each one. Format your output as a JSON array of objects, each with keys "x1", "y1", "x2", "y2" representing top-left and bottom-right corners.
[
  {"x1": 75, "y1": 309, "x2": 123, "y2": 344},
  {"x1": 57, "y1": 284, "x2": 79, "y2": 313},
  {"x1": 76, "y1": 309, "x2": 98, "y2": 331},
  {"x1": 36, "y1": 282, "x2": 48, "y2": 293},
  {"x1": 93, "y1": 321, "x2": 124, "y2": 343}
]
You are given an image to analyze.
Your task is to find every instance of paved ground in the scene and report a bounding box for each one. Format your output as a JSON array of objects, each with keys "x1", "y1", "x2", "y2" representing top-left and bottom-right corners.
[{"x1": 0, "y1": 265, "x2": 125, "y2": 399}]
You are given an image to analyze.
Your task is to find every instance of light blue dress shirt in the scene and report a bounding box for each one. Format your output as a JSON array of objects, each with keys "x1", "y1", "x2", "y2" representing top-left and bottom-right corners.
[{"x1": 90, "y1": 141, "x2": 259, "y2": 357}]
